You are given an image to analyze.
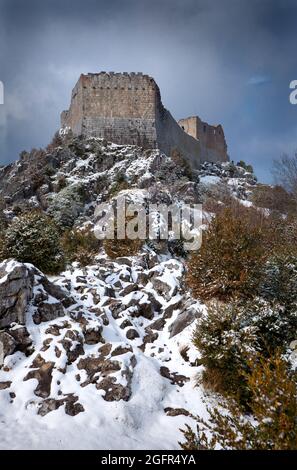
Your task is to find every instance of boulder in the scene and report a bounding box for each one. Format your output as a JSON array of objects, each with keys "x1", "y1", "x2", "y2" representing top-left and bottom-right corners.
[
  {"x1": 146, "y1": 292, "x2": 162, "y2": 313},
  {"x1": 96, "y1": 357, "x2": 135, "y2": 402},
  {"x1": 98, "y1": 343, "x2": 112, "y2": 357},
  {"x1": 38, "y1": 394, "x2": 84, "y2": 417},
  {"x1": 64, "y1": 395, "x2": 85, "y2": 416},
  {"x1": 0, "y1": 260, "x2": 34, "y2": 328},
  {"x1": 124, "y1": 292, "x2": 154, "y2": 320},
  {"x1": 163, "y1": 297, "x2": 183, "y2": 319},
  {"x1": 103, "y1": 298, "x2": 123, "y2": 319},
  {"x1": 120, "y1": 319, "x2": 133, "y2": 329},
  {"x1": 33, "y1": 301, "x2": 65, "y2": 324},
  {"x1": 119, "y1": 283, "x2": 139, "y2": 296},
  {"x1": 115, "y1": 257, "x2": 132, "y2": 267},
  {"x1": 126, "y1": 328, "x2": 140, "y2": 340},
  {"x1": 160, "y1": 366, "x2": 189, "y2": 387},
  {"x1": 151, "y1": 276, "x2": 177, "y2": 300},
  {"x1": 133, "y1": 301, "x2": 154, "y2": 320},
  {"x1": 38, "y1": 398, "x2": 62, "y2": 416},
  {"x1": 77, "y1": 356, "x2": 121, "y2": 385},
  {"x1": 134, "y1": 272, "x2": 148, "y2": 286},
  {"x1": 0, "y1": 331, "x2": 17, "y2": 360},
  {"x1": 8, "y1": 325, "x2": 32, "y2": 353},
  {"x1": 23, "y1": 359, "x2": 55, "y2": 398},
  {"x1": 168, "y1": 307, "x2": 201, "y2": 338},
  {"x1": 0, "y1": 325, "x2": 33, "y2": 361},
  {"x1": 0, "y1": 381, "x2": 12, "y2": 390},
  {"x1": 149, "y1": 317, "x2": 166, "y2": 331},
  {"x1": 164, "y1": 407, "x2": 191, "y2": 417},
  {"x1": 0, "y1": 260, "x2": 74, "y2": 329},
  {"x1": 61, "y1": 330, "x2": 84, "y2": 364},
  {"x1": 83, "y1": 324, "x2": 104, "y2": 345},
  {"x1": 111, "y1": 345, "x2": 133, "y2": 357},
  {"x1": 96, "y1": 376, "x2": 131, "y2": 401},
  {"x1": 37, "y1": 275, "x2": 75, "y2": 309},
  {"x1": 140, "y1": 329, "x2": 159, "y2": 351}
]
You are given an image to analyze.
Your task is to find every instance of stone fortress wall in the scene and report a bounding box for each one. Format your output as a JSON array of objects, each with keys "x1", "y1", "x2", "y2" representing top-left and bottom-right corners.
[
  {"x1": 61, "y1": 72, "x2": 228, "y2": 167},
  {"x1": 178, "y1": 116, "x2": 227, "y2": 163}
]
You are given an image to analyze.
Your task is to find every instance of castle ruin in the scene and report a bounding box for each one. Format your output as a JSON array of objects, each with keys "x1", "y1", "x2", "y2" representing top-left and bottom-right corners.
[{"x1": 61, "y1": 72, "x2": 228, "y2": 167}]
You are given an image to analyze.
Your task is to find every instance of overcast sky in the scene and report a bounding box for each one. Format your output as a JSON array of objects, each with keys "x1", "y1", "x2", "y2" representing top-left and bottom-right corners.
[{"x1": 1, "y1": 0, "x2": 297, "y2": 182}]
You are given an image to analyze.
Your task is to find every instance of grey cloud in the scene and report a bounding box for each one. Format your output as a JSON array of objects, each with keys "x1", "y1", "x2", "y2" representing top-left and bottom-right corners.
[{"x1": 0, "y1": 0, "x2": 297, "y2": 182}]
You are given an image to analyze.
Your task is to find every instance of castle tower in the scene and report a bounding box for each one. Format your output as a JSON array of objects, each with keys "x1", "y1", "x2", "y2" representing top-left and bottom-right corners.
[{"x1": 178, "y1": 116, "x2": 228, "y2": 162}]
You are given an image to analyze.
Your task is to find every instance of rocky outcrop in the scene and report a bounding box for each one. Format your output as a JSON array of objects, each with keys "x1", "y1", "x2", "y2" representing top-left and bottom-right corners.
[
  {"x1": 168, "y1": 302, "x2": 202, "y2": 338},
  {"x1": 0, "y1": 260, "x2": 73, "y2": 329},
  {"x1": 0, "y1": 260, "x2": 34, "y2": 328},
  {"x1": 0, "y1": 260, "x2": 75, "y2": 362},
  {"x1": 0, "y1": 331, "x2": 17, "y2": 358},
  {"x1": 0, "y1": 246, "x2": 204, "y2": 441},
  {"x1": 24, "y1": 356, "x2": 55, "y2": 398},
  {"x1": 160, "y1": 366, "x2": 190, "y2": 387},
  {"x1": 38, "y1": 394, "x2": 84, "y2": 417}
]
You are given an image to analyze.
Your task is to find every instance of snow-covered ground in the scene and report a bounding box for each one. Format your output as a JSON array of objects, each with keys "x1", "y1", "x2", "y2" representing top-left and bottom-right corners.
[
  {"x1": 0, "y1": 252, "x2": 210, "y2": 450},
  {"x1": 0, "y1": 138, "x2": 260, "y2": 450}
]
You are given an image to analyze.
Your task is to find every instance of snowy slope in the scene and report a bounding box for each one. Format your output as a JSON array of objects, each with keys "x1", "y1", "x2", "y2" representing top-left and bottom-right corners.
[
  {"x1": 0, "y1": 137, "x2": 258, "y2": 450},
  {"x1": 0, "y1": 251, "x2": 210, "y2": 450}
]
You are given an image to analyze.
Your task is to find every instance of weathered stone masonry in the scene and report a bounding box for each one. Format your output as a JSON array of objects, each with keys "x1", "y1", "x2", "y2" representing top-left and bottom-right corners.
[
  {"x1": 178, "y1": 116, "x2": 227, "y2": 163},
  {"x1": 61, "y1": 72, "x2": 228, "y2": 167}
]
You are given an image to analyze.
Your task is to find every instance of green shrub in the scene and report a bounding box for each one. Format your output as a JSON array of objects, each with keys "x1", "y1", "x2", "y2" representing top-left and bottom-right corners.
[
  {"x1": 46, "y1": 130, "x2": 63, "y2": 152},
  {"x1": 268, "y1": 214, "x2": 297, "y2": 257},
  {"x1": 108, "y1": 173, "x2": 129, "y2": 197},
  {"x1": 193, "y1": 301, "x2": 257, "y2": 403},
  {"x1": 180, "y1": 353, "x2": 297, "y2": 450},
  {"x1": 260, "y1": 215, "x2": 297, "y2": 308},
  {"x1": 56, "y1": 174, "x2": 68, "y2": 192},
  {"x1": 61, "y1": 225, "x2": 101, "y2": 266},
  {"x1": 261, "y1": 254, "x2": 297, "y2": 308},
  {"x1": 248, "y1": 300, "x2": 297, "y2": 354},
  {"x1": 193, "y1": 299, "x2": 297, "y2": 404},
  {"x1": 0, "y1": 197, "x2": 8, "y2": 233},
  {"x1": 237, "y1": 160, "x2": 254, "y2": 174},
  {"x1": 103, "y1": 238, "x2": 143, "y2": 259},
  {"x1": 187, "y1": 207, "x2": 266, "y2": 300},
  {"x1": 0, "y1": 211, "x2": 65, "y2": 274},
  {"x1": 47, "y1": 184, "x2": 86, "y2": 228}
]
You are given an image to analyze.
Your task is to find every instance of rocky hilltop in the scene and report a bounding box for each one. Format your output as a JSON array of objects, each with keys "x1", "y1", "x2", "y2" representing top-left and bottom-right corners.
[
  {"x1": 0, "y1": 134, "x2": 260, "y2": 449},
  {"x1": 0, "y1": 134, "x2": 255, "y2": 227}
]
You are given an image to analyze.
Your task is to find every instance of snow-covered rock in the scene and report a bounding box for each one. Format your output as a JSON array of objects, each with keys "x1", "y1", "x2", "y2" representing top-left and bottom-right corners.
[
  {"x1": 0, "y1": 136, "x2": 261, "y2": 450},
  {"x1": 0, "y1": 252, "x2": 207, "y2": 449},
  {"x1": 0, "y1": 260, "x2": 33, "y2": 328}
]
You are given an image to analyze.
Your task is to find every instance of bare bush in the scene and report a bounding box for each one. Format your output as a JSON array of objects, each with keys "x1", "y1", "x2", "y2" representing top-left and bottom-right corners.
[{"x1": 273, "y1": 152, "x2": 297, "y2": 197}]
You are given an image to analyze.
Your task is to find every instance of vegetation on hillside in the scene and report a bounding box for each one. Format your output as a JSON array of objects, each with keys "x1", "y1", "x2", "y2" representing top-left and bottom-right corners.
[
  {"x1": 183, "y1": 167, "x2": 297, "y2": 449},
  {"x1": 0, "y1": 211, "x2": 65, "y2": 274},
  {"x1": 180, "y1": 353, "x2": 297, "y2": 450}
]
